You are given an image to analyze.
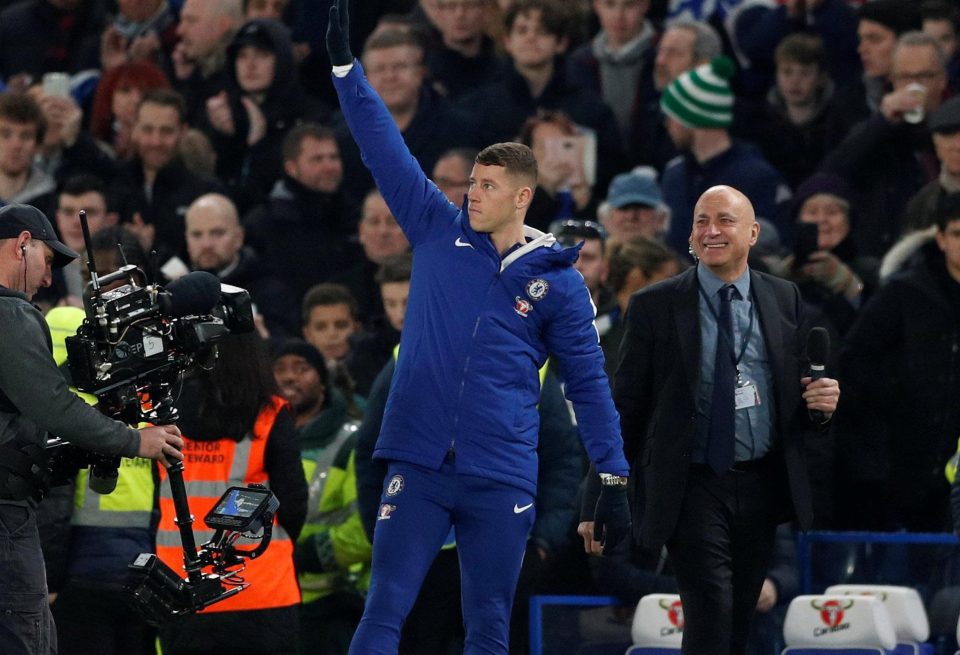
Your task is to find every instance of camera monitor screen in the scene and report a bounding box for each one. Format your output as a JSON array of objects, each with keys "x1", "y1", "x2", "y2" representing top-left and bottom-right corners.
[{"x1": 205, "y1": 486, "x2": 277, "y2": 531}]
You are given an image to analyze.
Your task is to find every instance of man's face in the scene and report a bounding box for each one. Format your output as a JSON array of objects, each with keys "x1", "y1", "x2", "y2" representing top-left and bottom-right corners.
[
  {"x1": 934, "y1": 129, "x2": 960, "y2": 177},
  {"x1": 798, "y1": 193, "x2": 850, "y2": 251},
  {"x1": 924, "y1": 18, "x2": 957, "y2": 60},
  {"x1": 891, "y1": 44, "x2": 946, "y2": 112},
  {"x1": 607, "y1": 204, "x2": 662, "y2": 241},
  {"x1": 467, "y1": 163, "x2": 526, "y2": 234},
  {"x1": 285, "y1": 136, "x2": 343, "y2": 193},
  {"x1": 664, "y1": 113, "x2": 693, "y2": 150},
  {"x1": 689, "y1": 187, "x2": 758, "y2": 278},
  {"x1": 303, "y1": 303, "x2": 357, "y2": 360},
  {"x1": 857, "y1": 19, "x2": 897, "y2": 78},
  {"x1": 56, "y1": 191, "x2": 110, "y2": 252},
  {"x1": 573, "y1": 238, "x2": 606, "y2": 292},
  {"x1": 22, "y1": 240, "x2": 54, "y2": 300},
  {"x1": 185, "y1": 203, "x2": 243, "y2": 272},
  {"x1": 177, "y1": 0, "x2": 230, "y2": 61},
  {"x1": 504, "y1": 9, "x2": 567, "y2": 68},
  {"x1": 358, "y1": 195, "x2": 409, "y2": 264},
  {"x1": 433, "y1": 154, "x2": 471, "y2": 203},
  {"x1": 435, "y1": 0, "x2": 487, "y2": 47},
  {"x1": 133, "y1": 102, "x2": 183, "y2": 172},
  {"x1": 593, "y1": 0, "x2": 648, "y2": 49},
  {"x1": 381, "y1": 280, "x2": 410, "y2": 331},
  {"x1": 654, "y1": 27, "x2": 695, "y2": 90},
  {"x1": 118, "y1": 0, "x2": 163, "y2": 22},
  {"x1": 0, "y1": 118, "x2": 38, "y2": 178},
  {"x1": 273, "y1": 354, "x2": 324, "y2": 414},
  {"x1": 235, "y1": 46, "x2": 277, "y2": 95},
  {"x1": 776, "y1": 61, "x2": 821, "y2": 107},
  {"x1": 936, "y1": 217, "x2": 960, "y2": 280},
  {"x1": 246, "y1": 0, "x2": 288, "y2": 20},
  {"x1": 363, "y1": 45, "x2": 425, "y2": 114}
]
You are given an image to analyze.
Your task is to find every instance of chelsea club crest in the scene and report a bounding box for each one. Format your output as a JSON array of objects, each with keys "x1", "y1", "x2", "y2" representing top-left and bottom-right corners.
[
  {"x1": 526, "y1": 278, "x2": 549, "y2": 301},
  {"x1": 386, "y1": 474, "x2": 404, "y2": 496}
]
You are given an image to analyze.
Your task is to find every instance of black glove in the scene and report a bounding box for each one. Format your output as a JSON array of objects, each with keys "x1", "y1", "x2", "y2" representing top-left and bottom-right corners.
[
  {"x1": 326, "y1": 0, "x2": 353, "y2": 67},
  {"x1": 593, "y1": 484, "x2": 631, "y2": 554}
]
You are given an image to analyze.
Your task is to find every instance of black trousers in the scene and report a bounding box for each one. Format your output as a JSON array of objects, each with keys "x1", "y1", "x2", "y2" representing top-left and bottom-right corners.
[
  {"x1": 666, "y1": 460, "x2": 782, "y2": 655},
  {"x1": 0, "y1": 504, "x2": 56, "y2": 655}
]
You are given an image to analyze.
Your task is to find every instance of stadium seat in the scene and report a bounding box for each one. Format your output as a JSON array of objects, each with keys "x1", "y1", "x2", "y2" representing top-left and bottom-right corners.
[
  {"x1": 824, "y1": 585, "x2": 931, "y2": 655},
  {"x1": 625, "y1": 594, "x2": 683, "y2": 654},
  {"x1": 782, "y1": 594, "x2": 897, "y2": 654}
]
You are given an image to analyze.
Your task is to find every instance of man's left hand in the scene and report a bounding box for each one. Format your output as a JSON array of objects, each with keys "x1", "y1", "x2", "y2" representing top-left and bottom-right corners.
[
  {"x1": 801, "y1": 376, "x2": 839, "y2": 419},
  {"x1": 593, "y1": 484, "x2": 631, "y2": 555}
]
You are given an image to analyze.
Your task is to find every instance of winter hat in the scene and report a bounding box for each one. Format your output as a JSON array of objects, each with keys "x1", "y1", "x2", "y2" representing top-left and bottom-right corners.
[
  {"x1": 791, "y1": 172, "x2": 854, "y2": 223},
  {"x1": 660, "y1": 56, "x2": 736, "y2": 129},
  {"x1": 273, "y1": 339, "x2": 330, "y2": 386},
  {"x1": 607, "y1": 168, "x2": 662, "y2": 209},
  {"x1": 858, "y1": 0, "x2": 921, "y2": 37}
]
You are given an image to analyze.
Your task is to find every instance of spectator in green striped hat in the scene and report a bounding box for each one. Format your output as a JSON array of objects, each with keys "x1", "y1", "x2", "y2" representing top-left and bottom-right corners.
[
  {"x1": 657, "y1": 55, "x2": 795, "y2": 254},
  {"x1": 660, "y1": 55, "x2": 736, "y2": 131}
]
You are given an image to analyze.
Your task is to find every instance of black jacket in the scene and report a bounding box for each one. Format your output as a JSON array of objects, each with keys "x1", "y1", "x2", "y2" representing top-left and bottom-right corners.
[
  {"x1": 837, "y1": 241, "x2": 960, "y2": 531},
  {"x1": 201, "y1": 19, "x2": 331, "y2": 212},
  {"x1": 109, "y1": 158, "x2": 223, "y2": 262},
  {"x1": 589, "y1": 267, "x2": 821, "y2": 551},
  {"x1": 243, "y1": 176, "x2": 360, "y2": 304},
  {"x1": 212, "y1": 246, "x2": 299, "y2": 339},
  {"x1": 0, "y1": 0, "x2": 104, "y2": 79}
]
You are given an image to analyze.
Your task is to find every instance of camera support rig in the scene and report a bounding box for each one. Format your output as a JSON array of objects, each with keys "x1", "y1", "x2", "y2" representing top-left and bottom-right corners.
[{"x1": 55, "y1": 210, "x2": 274, "y2": 622}]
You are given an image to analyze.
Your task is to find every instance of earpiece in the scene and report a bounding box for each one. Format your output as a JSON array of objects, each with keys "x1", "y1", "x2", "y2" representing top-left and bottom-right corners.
[{"x1": 20, "y1": 244, "x2": 25, "y2": 255}]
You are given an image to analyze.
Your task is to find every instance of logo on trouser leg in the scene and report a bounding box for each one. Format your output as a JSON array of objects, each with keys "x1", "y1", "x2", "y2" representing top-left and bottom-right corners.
[
  {"x1": 386, "y1": 474, "x2": 404, "y2": 496},
  {"x1": 378, "y1": 504, "x2": 397, "y2": 520}
]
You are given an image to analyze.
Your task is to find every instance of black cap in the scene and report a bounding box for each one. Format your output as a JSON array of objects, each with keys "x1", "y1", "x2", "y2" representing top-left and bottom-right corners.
[
  {"x1": 230, "y1": 20, "x2": 276, "y2": 56},
  {"x1": 273, "y1": 338, "x2": 329, "y2": 386},
  {"x1": 858, "y1": 0, "x2": 921, "y2": 36},
  {"x1": 929, "y1": 96, "x2": 960, "y2": 133},
  {"x1": 0, "y1": 204, "x2": 78, "y2": 268}
]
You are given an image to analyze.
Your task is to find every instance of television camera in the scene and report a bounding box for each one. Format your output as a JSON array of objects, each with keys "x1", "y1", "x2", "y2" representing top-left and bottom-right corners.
[{"x1": 51, "y1": 210, "x2": 277, "y2": 621}]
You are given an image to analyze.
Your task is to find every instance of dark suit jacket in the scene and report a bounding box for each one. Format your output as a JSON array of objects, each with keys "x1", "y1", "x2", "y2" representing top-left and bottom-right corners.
[{"x1": 612, "y1": 266, "x2": 818, "y2": 551}]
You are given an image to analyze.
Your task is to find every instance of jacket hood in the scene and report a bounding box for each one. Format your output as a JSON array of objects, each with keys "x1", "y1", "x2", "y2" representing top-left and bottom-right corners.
[
  {"x1": 226, "y1": 19, "x2": 296, "y2": 104},
  {"x1": 297, "y1": 387, "x2": 350, "y2": 451}
]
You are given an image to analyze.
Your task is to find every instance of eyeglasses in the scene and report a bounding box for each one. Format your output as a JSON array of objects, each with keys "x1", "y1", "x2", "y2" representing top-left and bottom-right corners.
[{"x1": 553, "y1": 219, "x2": 608, "y2": 243}]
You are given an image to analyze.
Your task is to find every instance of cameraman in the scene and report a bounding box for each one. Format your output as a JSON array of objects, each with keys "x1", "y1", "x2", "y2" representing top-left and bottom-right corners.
[{"x1": 0, "y1": 204, "x2": 183, "y2": 655}]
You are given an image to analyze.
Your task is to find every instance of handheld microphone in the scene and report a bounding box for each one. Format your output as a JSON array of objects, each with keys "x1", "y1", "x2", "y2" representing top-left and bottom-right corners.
[
  {"x1": 806, "y1": 327, "x2": 830, "y2": 422},
  {"x1": 158, "y1": 271, "x2": 221, "y2": 317}
]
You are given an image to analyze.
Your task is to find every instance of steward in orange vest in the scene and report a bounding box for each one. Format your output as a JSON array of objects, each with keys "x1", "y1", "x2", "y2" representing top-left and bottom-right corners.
[{"x1": 155, "y1": 334, "x2": 308, "y2": 654}]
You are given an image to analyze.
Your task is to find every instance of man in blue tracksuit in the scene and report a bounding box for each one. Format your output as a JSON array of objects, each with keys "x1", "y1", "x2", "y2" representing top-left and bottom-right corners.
[{"x1": 326, "y1": 2, "x2": 632, "y2": 653}]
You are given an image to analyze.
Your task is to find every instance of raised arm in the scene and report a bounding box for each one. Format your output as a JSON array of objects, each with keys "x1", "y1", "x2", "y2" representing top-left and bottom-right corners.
[{"x1": 327, "y1": 0, "x2": 458, "y2": 247}]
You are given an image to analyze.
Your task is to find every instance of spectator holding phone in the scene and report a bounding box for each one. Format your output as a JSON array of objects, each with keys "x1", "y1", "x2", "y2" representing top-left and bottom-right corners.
[{"x1": 764, "y1": 172, "x2": 878, "y2": 350}]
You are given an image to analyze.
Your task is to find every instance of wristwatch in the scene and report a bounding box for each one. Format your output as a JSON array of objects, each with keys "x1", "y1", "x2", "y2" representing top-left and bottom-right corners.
[{"x1": 599, "y1": 473, "x2": 629, "y2": 487}]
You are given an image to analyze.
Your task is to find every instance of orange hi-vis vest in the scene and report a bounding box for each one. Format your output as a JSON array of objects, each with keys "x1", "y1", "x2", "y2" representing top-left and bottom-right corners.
[{"x1": 156, "y1": 395, "x2": 300, "y2": 612}]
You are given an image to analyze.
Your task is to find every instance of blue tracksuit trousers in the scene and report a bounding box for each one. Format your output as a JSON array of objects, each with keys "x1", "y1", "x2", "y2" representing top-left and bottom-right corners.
[{"x1": 348, "y1": 456, "x2": 535, "y2": 654}]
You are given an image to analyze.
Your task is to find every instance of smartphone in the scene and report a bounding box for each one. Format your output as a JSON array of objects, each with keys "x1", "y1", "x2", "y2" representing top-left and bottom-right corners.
[
  {"x1": 793, "y1": 222, "x2": 820, "y2": 265},
  {"x1": 42, "y1": 72, "x2": 70, "y2": 98}
]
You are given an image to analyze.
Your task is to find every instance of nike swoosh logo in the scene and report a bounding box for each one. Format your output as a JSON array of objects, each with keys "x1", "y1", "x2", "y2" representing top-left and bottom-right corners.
[
  {"x1": 455, "y1": 237, "x2": 474, "y2": 248},
  {"x1": 514, "y1": 503, "x2": 534, "y2": 514}
]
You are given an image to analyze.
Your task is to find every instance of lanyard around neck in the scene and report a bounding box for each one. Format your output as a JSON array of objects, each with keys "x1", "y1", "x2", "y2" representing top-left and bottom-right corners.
[{"x1": 698, "y1": 284, "x2": 755, "y2": 369}]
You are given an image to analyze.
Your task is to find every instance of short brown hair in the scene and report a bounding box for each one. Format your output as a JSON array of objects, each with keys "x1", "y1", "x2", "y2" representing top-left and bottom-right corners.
[
  {"x1": 518, "y1": 109, "x2": 577, "y2": 147},
  {"x1": 362, "y1": 27, "x2": 425, "y2": 59},
  {"x1": 775, "y1": 33, "x2": 825, "y2": 69},
  {"x1": 476, "y1": 142, "x2": 538, "y2": 186},
  {"x1": 282, "y1": 122, "x2": 335, "y2": 162},
  {"x1": 375, "y1": 253, "x2": 413, "y2": 285},
  {"x1": 504, "y1": 0, "x2": 570, "y2": 39},
  {"x1": 137, "y1": 88, "x2": 187, "y2": 124},
  {"x1": 301, "y1": 283, "x2": 359, "y2": 325},
  {"x1": 0, "y1": 92, "x2": 44, "y2": 143},
  {"x1": 606, "y1": 236, "x2": 677, "y2": 294}
]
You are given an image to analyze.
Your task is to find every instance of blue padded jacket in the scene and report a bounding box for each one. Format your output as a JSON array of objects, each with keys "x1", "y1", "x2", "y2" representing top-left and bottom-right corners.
[{"x1": 333, "y1": 63, "x2": 629, "y2": 495}]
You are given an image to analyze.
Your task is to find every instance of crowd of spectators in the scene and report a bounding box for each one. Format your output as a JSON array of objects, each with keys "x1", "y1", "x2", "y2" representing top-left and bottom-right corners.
[{"x1": 11, "y1": 0, "x2": 960, "y2": 652}]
